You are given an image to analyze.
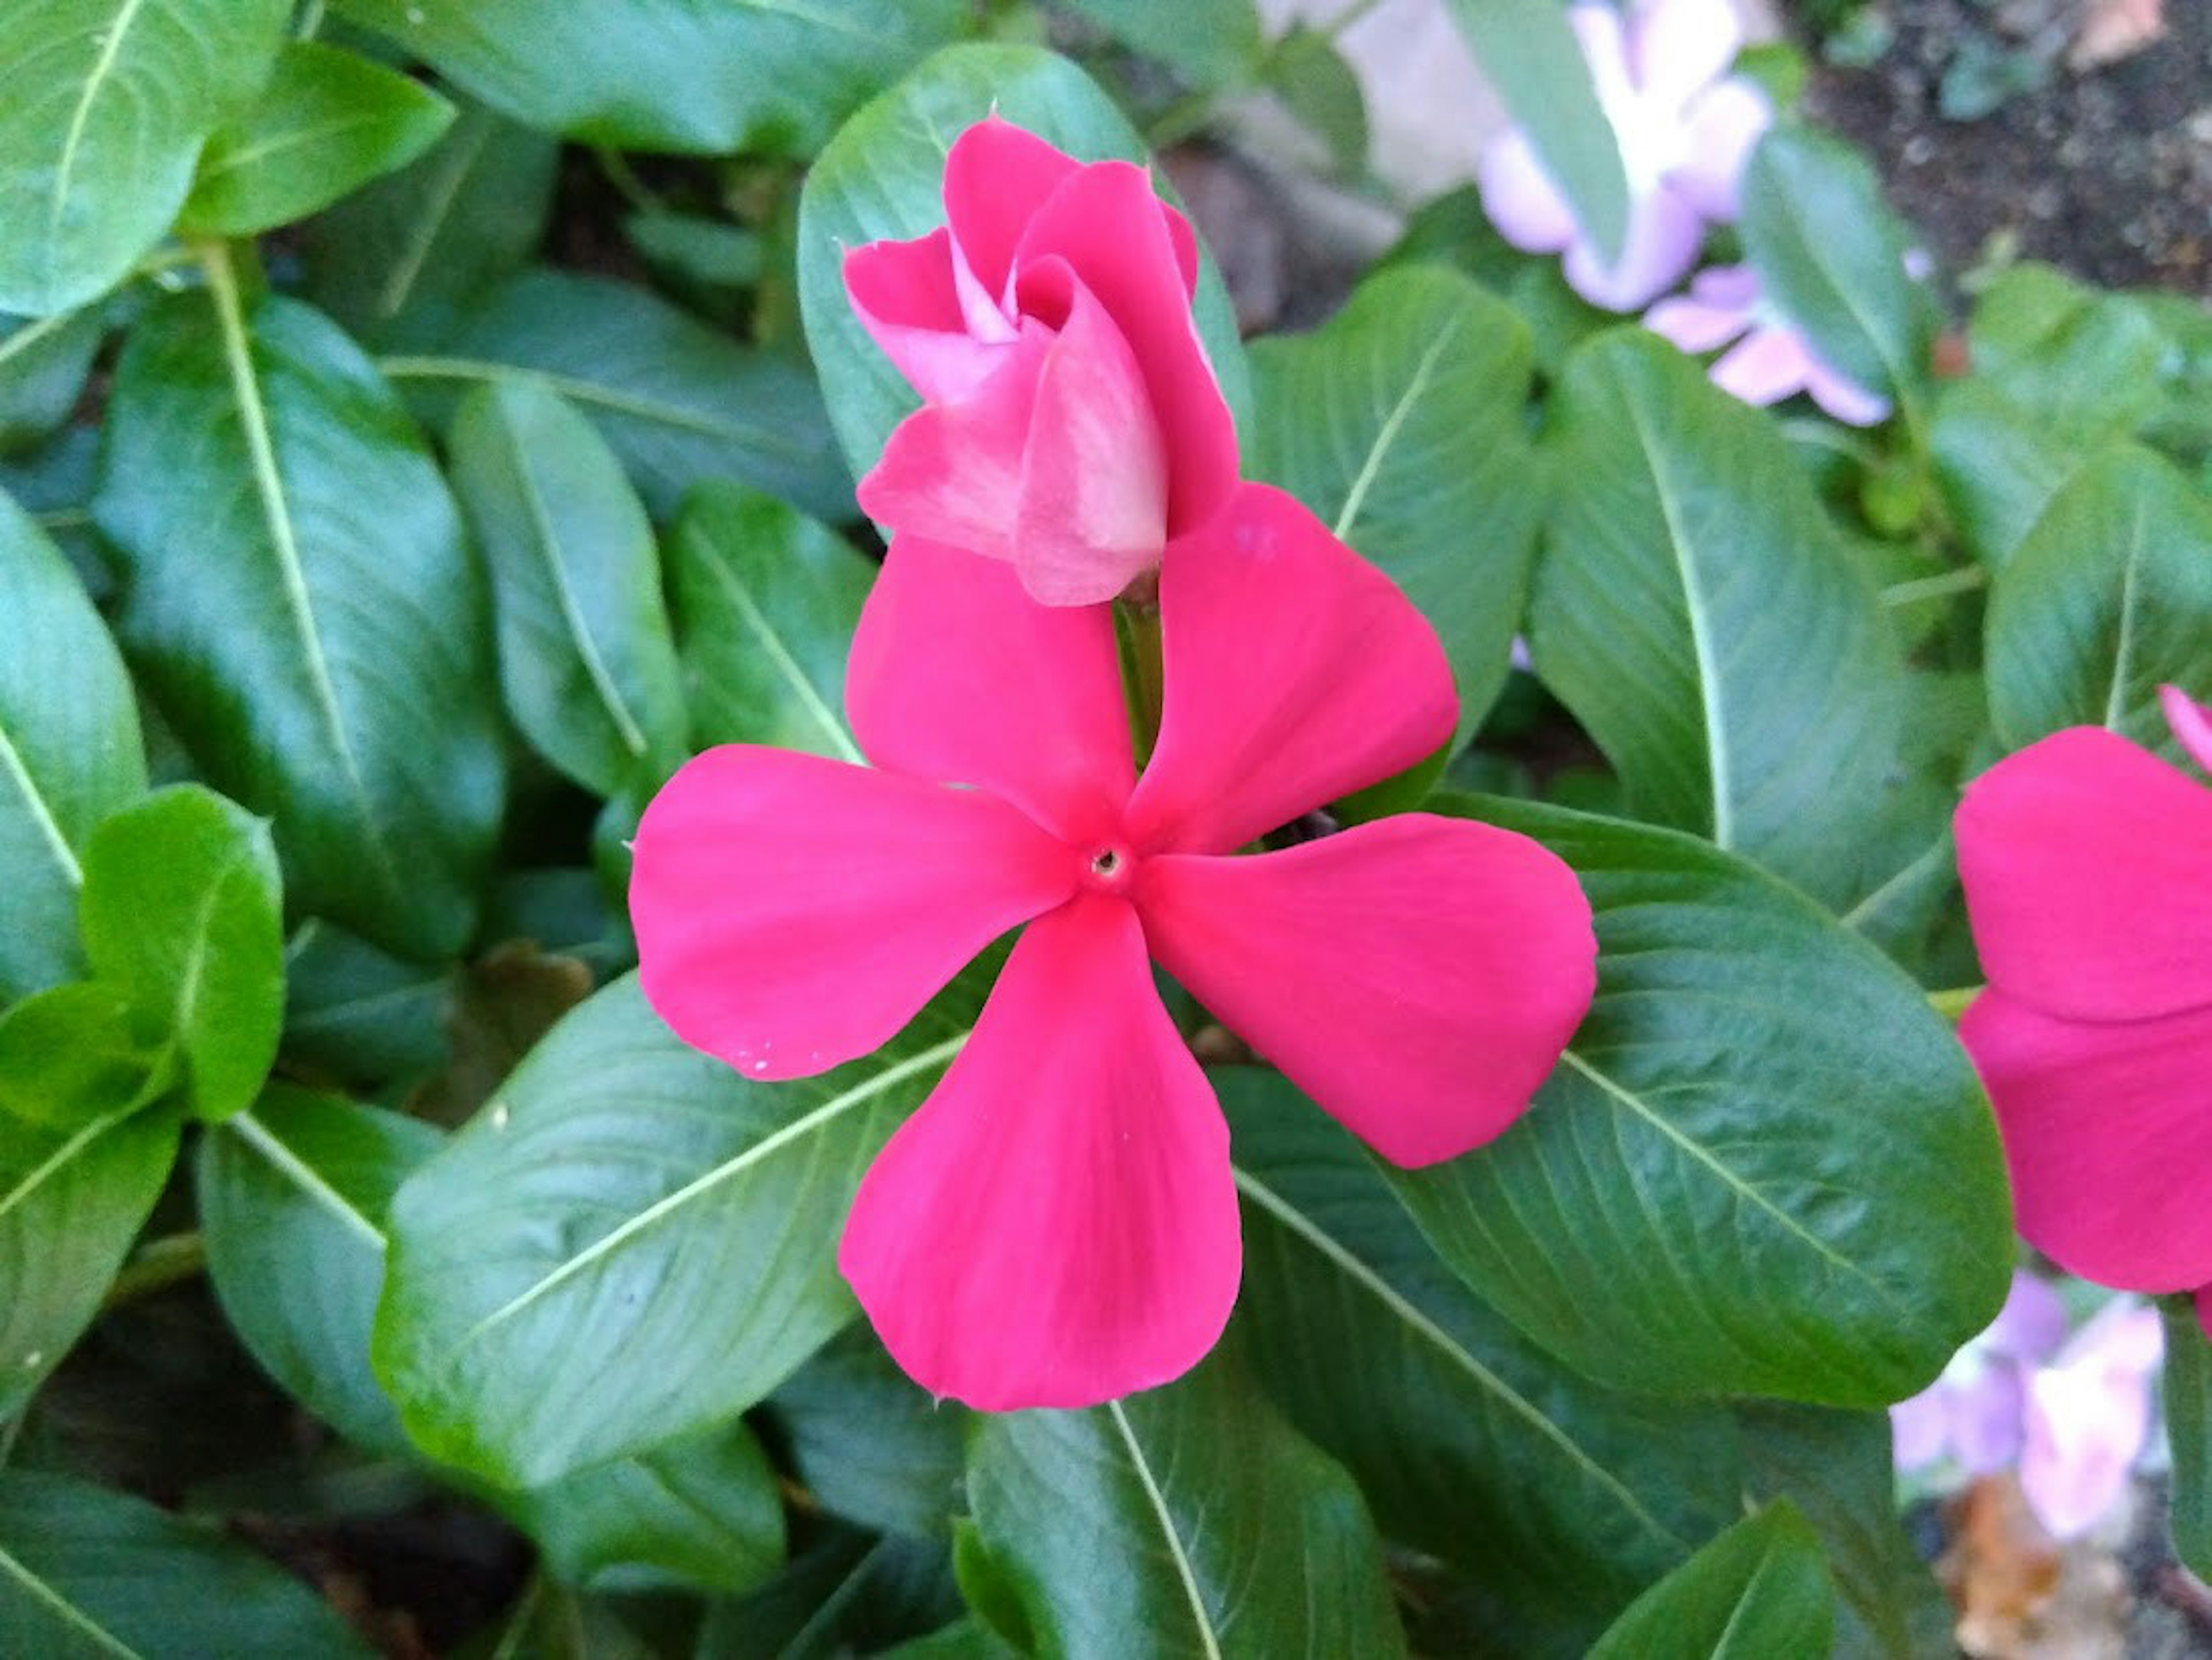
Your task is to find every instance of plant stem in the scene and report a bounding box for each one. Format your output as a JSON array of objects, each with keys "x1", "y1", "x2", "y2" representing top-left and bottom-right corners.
[{"x1": 103, "y1": 1231, "x2": 208, "y2": 1309}]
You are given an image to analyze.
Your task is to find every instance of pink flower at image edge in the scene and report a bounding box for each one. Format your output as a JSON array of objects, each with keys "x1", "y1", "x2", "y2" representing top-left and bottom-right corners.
[
  {"x1": 628, "y1": 483, "x2": 1597, "y2": 1411},
  {"x1": 1645, "y1": 265, "x2": 1892, "y2": 426},
  {"x1": 1956, "y1": 685, "x2": 2212, "y2": 1343},
  {"x1": 843, "y1": 116, "x2": 1238, "y2": 606}
]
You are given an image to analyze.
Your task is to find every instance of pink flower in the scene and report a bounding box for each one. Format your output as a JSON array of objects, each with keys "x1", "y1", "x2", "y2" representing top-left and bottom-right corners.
[
  {"x1": 1476, "y1": 0, "x2": 1771, "y2": 312},
  {"x1": 629, "y1": 483, "x2": 1597, "y2": 1409},
  {"x1": 1643, "y1": 265, "x2": 1893, "y2": 426},
  {"x1": 1956, "y1": 685, "x2": 2212, "y2": 1344},
  {"x1": 842, "y1": 116, "x2": 1240, "y2": 607}
]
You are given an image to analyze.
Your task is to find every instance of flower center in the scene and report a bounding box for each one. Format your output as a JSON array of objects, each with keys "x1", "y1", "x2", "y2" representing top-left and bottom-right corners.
[{"x1": 1080, "y1": 842, "x2": 1138, "y2": 895}]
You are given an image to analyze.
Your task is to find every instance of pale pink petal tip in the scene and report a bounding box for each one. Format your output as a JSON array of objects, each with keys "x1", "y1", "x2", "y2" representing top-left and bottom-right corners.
[
  {"x1": 2159, "y1": 684, "x2": 2212, "y2": 776},
  {"x1": 1478, "y1": 128, "x2": 1577, "y2": 254}
]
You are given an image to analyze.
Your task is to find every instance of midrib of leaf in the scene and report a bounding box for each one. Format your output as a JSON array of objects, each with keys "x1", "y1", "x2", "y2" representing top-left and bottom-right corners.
[
  {"x1": 699, "y1": 552, "x2": 861, "y2": 764},
  {"x1": 197, "y1": 241, "x2": 402, "y2": 903},
  {"x1": 736, "y1": 0, "x2": 872, "y2": 39},
  {"x1": 446, "y1": 1032, "x2": 968, "y2": 1354},
  {"x1": 1231, "y1": 1166, "x2": 1681, "y2": 1548},
  {"x1": 0, "y1": 308, "x2": 79, "y2": 373},
  {"x1": 1838, "y1": 831, "x2": 1950, "y2": 933},
  {"x1": 1708, "y1": 1540, "x2": 1789, "y2": 1655},
  {"x1": 45, "y1": 0, "x2": 153, "y2": 289},
  {"x1": 1105, "y1": 1401, "x2": 1223, "y2": 1660},
  {"x1": 1329, "y1": 314, "x2": 1465, "y2": 541},
  {"x1": 2103, "y1": 492, "x2": 2147, "y2": 733},
  {"x1": 165, "y1": 854, "x2": 244, "y2": 1055},
  {"x1": 198, "y1": 110, "x2": 410, "y2": 182},
  {"x1": 0, "y1": 1105, "x2": 138, "y2": 1224},
  {"x1": 226, "y1": 1107, "x2": 384, "y2": 1251},
  {"x1": 0, "y1": 1538, "x2": 142, "y2": 1660},
  {"x1": 376, "y1": 112, "x2": 487, "y2": 322},
  {"x1": 0, "y1": 722, "x2": 84, "y2": 886}
]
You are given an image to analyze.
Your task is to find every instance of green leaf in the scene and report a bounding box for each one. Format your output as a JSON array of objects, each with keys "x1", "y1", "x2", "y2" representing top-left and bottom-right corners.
[
  {"x1": 281, "y1": 919, "x2": 453, "y2": 1085},
  {"x1": 1986, "y1": 444, "x2": 2212, "y2": 758},
  {"x1": 1, "y1": 306, "x2": 108, "y2": 452},
  {"x1": 332, "y1": 0, "x2": 969, "y2": 154},
  {"x1": 0, "y1": 1103, "x2": 177, "y2": 1419},
  {"x1": 1929, "y1": 380, "x2": 2101, "y2": 570},
  {"x1": 1393, "y1": 794, "x2": 2012, "y2": 1407},
  {"x1": 302, "y1": 103, "x2": 558, "y2": 351},
  {"x1": 78, "y1": 785, "x2": 282, "y2": 1124},
  {"x1": 0, "y1": 493, "x2": 145, "y2": 1002},
  {"x1": 387, "y1": 269, "x2": 850, "y2": 521},
  {"x1": 93, "y1": 277, "x2": 507, "y2": 962},
  {"x1": 179, "y1": 40, "x2": 455, "y2": 237},
  {"x1": 1740, "y1": 126, "x2": 1933, "y2": 418},
  {"x1": 1262, "y1": 28, "x2": 1368, "y2": 178},
  {"x1": 1060, "y1": 0, "x2": 1263, "y2": 87},
  {"x1": 768, "y1": 1325, "x2": 967, "y2": 1537},
  {"x1": 373, "y1": 973, "x2": 975, "y2": 1487},
  {"x1": 0, "y1": 1469, "x2": 373, "y2": 1657},
  {"x1": 1965, "y1": 263, "x2": 2184, "y2": 443},
  {"x1": 450, "y1": 380, "x2": 687, "y2": 795},
  {"x1": 1223, "y1": 1071, "x2": 1748, "y2": 1651},
  {"x1": 670, "y1": 481, "x2": 871, "y2": 763},
  {"x1": 968, "y1": 1347, "x2": 1406, "y2": 1659},
  {"x1": 1585, "y1": 1503, "x2": 1834, "y2": 1660},
  {"x1": 0, "y1": 983, "x2": 165, "y2": 1130},
  {"x1": 1531, "y1": 330, "x2": 1930, "y2": 911},
  {"x1": 2165, "y1": 1299, "x2": 2212, "y2": 1581},
  {"x1": 798, "y1": 43, "x2": 1251, "y2": 497},
  {"x1": 699, "y1": 1528, "x2": 963, "y2": 1659},
  {"x1": 1250, "y1": 264, "x2": 1543, "y2": 744},
  {"x1": 1440, "y1": 0, "x2": 1628, "y2": 263},
  {"x1": 0, "y1": 0, "x2": 290, "y2": 314}
]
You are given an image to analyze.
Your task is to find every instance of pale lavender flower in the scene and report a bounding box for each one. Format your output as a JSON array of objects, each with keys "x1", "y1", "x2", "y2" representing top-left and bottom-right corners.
[
  {"x1": 1643, "y1": 264, "x2": 1893, "y2": 426},
  {"x1": 1476, "y1": 0, "x2": 1772, "y2": 311}
]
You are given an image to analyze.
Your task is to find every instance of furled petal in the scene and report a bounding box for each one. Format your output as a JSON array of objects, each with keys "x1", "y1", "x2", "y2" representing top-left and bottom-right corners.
[
  {"x1": 847, "y1": 535, "x2": 1136, "y2": 843},
  {"x1": 1957, "y1": 726, "x2": 2212, "y2": 1020},
  {"x1": 1711, "y1": 323, "x2": 1816, "y2": 406},
  {"x1": 1983, "y1": 1271, "x2": 2070, "y2": 1363},
  {"x1": 1126, "y1": 483, "x2": 1457, "y2": 856},
  {"x1": 1645, "y1": 291, "x2": 1752, "y2": 355},
  {"x1": 1961, "y1": 990, "x2": 2212, "y2": 1295},
  {"x1": 1478, "y1": 128, "x2": 1578, "y2": 253},
  {"x1": 1014, "y1": 161, "x2": 1238, "y2": 536},
  {"x1": 844, "y1": 230, "x2": 1017, "y2": 405},
  {"x1": 631, "y1": 747, "x2": 1075, "y2": 1081},
  {"x1": 1631, "y1": 0, "x2": 1743, "y2": 116},
  {"x1": 2162, "y1": 684, "x2": 2212, "y2": 776},
  {"x1": 2021, "y1": 1333, "x2": 2158, "y2": 1538},
  {"x1": 1803, "y1": 357, "x2": 1894, "y2": 426},
  {"x1": 941, "y1": 115, "x2": 1085, "y2": 306},
  {"x1": 1562, "y1": 186, "x2": 1706, "y2": 311},
  {"x1": 838, "y1": 896, "x2": 1240, "y2": 1411},
  {"x1": 1137, "y1": 814, "x2": 1595, "y2": 1167},
  {"x1": 1672, "y1": 78, "x2": 1773, "y2": 221}
]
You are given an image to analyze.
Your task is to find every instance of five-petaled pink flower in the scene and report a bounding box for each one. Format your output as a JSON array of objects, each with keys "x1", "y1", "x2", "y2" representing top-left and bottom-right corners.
[
  {"x1": 1477, "y1": 0, "x2": 1771, "y2": 312},
  {"x1": 1643, "y1": 265, "x2": 1892, "y2": 426},
  {"x1": 1956, "y1": 685, "x2": 2212, "y2": 1342},
  {"x1": 843, "y1": 116, "x2": 1239, "y2": 606},
  {"x1": 630, "y1": 482, "x2": 1597, "y2": 1409}
]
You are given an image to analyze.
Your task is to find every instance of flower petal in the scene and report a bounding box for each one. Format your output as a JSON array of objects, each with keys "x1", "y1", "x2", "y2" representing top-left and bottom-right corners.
[
  {"x1": 1983, "y1": 1271, "x2": 2070, "y2": 1363},
  {"x1": 1710, "y1": 323, "x2": 1815, "y2": 407},
  {"x1": 2162, "y1": 683, "x2": 2212, "y2": 776},
  {"x1": 1802, "y1": 357, "x2": 1893, "y2": 427},
  {"x1": 1127, "y1": 483, "x2": 1457, "y2": 855},
  {"x1": 1630, "y1": 0, "x2": 1742, "y2": 116},
  {"x1": 631, "y1": 746, "x2": 1076, "y2": 1081},
  {"x1": 1478, "y1": 128, "x2": 1578, "y2": 253},
  {"x1": 2021, "y1": 1339, "x2": 2156, "y2": 1538},
  {"x1": 1562, "y1": 187, "x2": 1706, "y2": 312},
  {"x1": 847, "y1": 534, "x2": 1136, "y2": 842},
  {"x1": 1014, "y1": 161, "x2": 1238, "y2": 537},
  {"x1": 838, "y1": 896, "x2": 1240, "y2": 1411},
  {"x1": 1961, "y1": 990, "x2": 2212, "y2": 1295},
  {"x1": 1137, "y1": 814, "x2": 1596, "y2": 1167},
  {"x1": 1890, "y1": 1388, "x2": 1950, "y2": 1469},
  {"x1": 941, "y1": 114, "x2": 1084, "y2": 305},
  {"x1": 1672, "y1": 78, "x2": 1772, "y2": 220},
  {"x1": 1645, "y1": 291, "x2": 1752, "y2": 355},
  {"x1": 1957, "y1": 725, "x2": 2212, "y2": 1020},
  {"x1": 1948, "y1": 1359, "x2": 2027, "y2": 1475},
  {"x1": 844, "y1": 229, "x2": 1015, "y2": 405}
]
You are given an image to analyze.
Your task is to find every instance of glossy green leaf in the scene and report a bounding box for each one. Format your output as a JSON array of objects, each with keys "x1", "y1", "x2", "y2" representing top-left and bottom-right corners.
[
  {"x1": 0, "y1": 983, "x2": 165, "y2": 1131},
  {"x1": 1928, "y1": 380, "x2": 2100, "y2": 570},
  {"x1": 388, "y1": 269, "x2": 850, "y2": 521},
  {"x1": 769, "y1": 1325, "x2": 967, "y2": 1537},
  {"x1": 78, "y1": 786, "x2": 282, "y2": 1124},
  {"x1": 1060, "y1": 0, "x2": 1263, "y2": 86},
  {"x1": 1441, "y1": 0, "x2": 1628, "y2": 262},
  {"x1": 0, "y1": 494, "x2": 145, "y2": 1002},
  {"x1": 303, "y1": 103, "x2": 558, "y2": 351},
  {"x1": 1986, "y1": 443, "x2": 2212, "y2": 758},
  {"x1": 699, "y1": 1528, "x2": 964, "y2": 1659},
  {"x1": 1585, "y1": 1504, "x2": 1834, "y2": 1660},
  {"x1": 0, "y1": 1469, "x2": 372, "y2": 1657},
  {"x1": 1250, "y1": 264, "x2": 1543, "y2": 743},
  {"x1": 1740, "y1": 125, "x2": 1933, "y2": 415},
  {"x1": 0, "y1": 0, "x2": 289, "y2": 314},
  {"x1": 332, "y1": 0, "x2": 967, "y2": 154},
  {"x1": 1224, "y1": 1071, "x2": 1748, "y2": 1651},
  {"x1": 374, "y1": 973, "x2": 975, "y2": 1487},
  {"x1": 2165, "y1": 1299, "x2": 2211, "y2": 1581},
  {"x1": 1532, "y1": 330, "x2": 1930, "y2": 911},
  {"x1": 93, "y1": 280, "x2": 507, "y2": 962},
  {"x1": 281, "y1": 919, "x2": 453, "y2": 1085},
  {"x1": 1, "y1": 306, "x2": 107, "y2": 452},
  {"x1": 1966, "y1": 263, "x2": 2188, "y2": 442},
  {"x1": 670, "y1": 481, "x2": 872, "y2": 762},
  {"x1": 0, "y1": 1103, "x2": 177, "y2": 1419},
  {"x1": 179, "y1": 40, "x2": 454, "y2": 237},
  {"x1": 798, "y1": 43, "x2": 1250, "y2": 497},
  {"x1": 450, "y1": 380, "x2": 687, "y2": 794},
  {"x1": 970, "y1": 1347, "x2": 1404, "y2": 1658},
  {"x1": 1393, "y1": 794, "x2": 2012, "y2": 1407}
]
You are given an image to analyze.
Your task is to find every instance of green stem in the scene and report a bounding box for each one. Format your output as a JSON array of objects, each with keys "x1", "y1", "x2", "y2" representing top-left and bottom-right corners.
[
  {"x1": 103, "y1": 1231, "x2": 207, "y2": 1309},
  {"x1": 595, "y1": 148, "x2": 664, "y2": 215},
  {"x1": 1115, "y1": 589, "x2": 1165, "y2": 768},
  {"x1": 1880, "y1": 564, "x2": 1988, "y2": 609},
  {"x1": 294, "y1": 0, "x2": 324, "y2": 39}
]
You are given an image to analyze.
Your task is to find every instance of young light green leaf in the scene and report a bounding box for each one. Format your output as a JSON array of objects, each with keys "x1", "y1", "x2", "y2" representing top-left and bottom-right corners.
[
  {"x1": 2166, "y1": 1300, "x2": 2212, "y2": 1581},
  {"x1": 374, "y1": 973, "x2": 976, "y2": 1488},
  {"x1": 450, "y1": 380, "x2": 687, "y2": 795},
  {"x1": 0, "y1": 1104, "x2": 178, "y2": 1419},
  {"x1": 78, "y1": 785, "x2": 282, "y2": 1124},
  {"x1": 0, "y1": 0, "x2": 290, "y2": 314},
  {"x1": 93, "y1": 280, "x2": 506, "y2": 963},
  {"x1": 179, "y1": 40, "x2": 456, "y2": 237},
  {"x1": 0, "y1": 493, "x2": 145, "y2": 1002},
  {"x1": 1585, "y1": 1504, "x2": 1834, "y2": 1660},
  {"x1": 1250, "y1": 264, "x2": 1544, "y2": 744},
  {"x1": 798, "y1": 43, "x2": 1251, "y2": 497},
  {"x1": 1, "y1": 306, "x2": 108, "y2": 452},
  {"x1": 0, "y1": 1469, "x2": 373, "y2": 1657},
  {"x1": 670, "y1": 482, "x2": 872, "y2": 763},
  {"x1": 1986, "y1": 443, "x2": 2212, "y2": 759},
  {"x1": 0, "y1": 983, "x2": 167, "y2": 1131},
  {"x1": 969, "y1": 1347, "x2": 1407, "y2": 1658},
  {"x1": 1393, "y1": 794, "x2": 2013, "y2": 1408},
  {"x1": 331, "y1": 0, "x2": 968, "y2": 154}
]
